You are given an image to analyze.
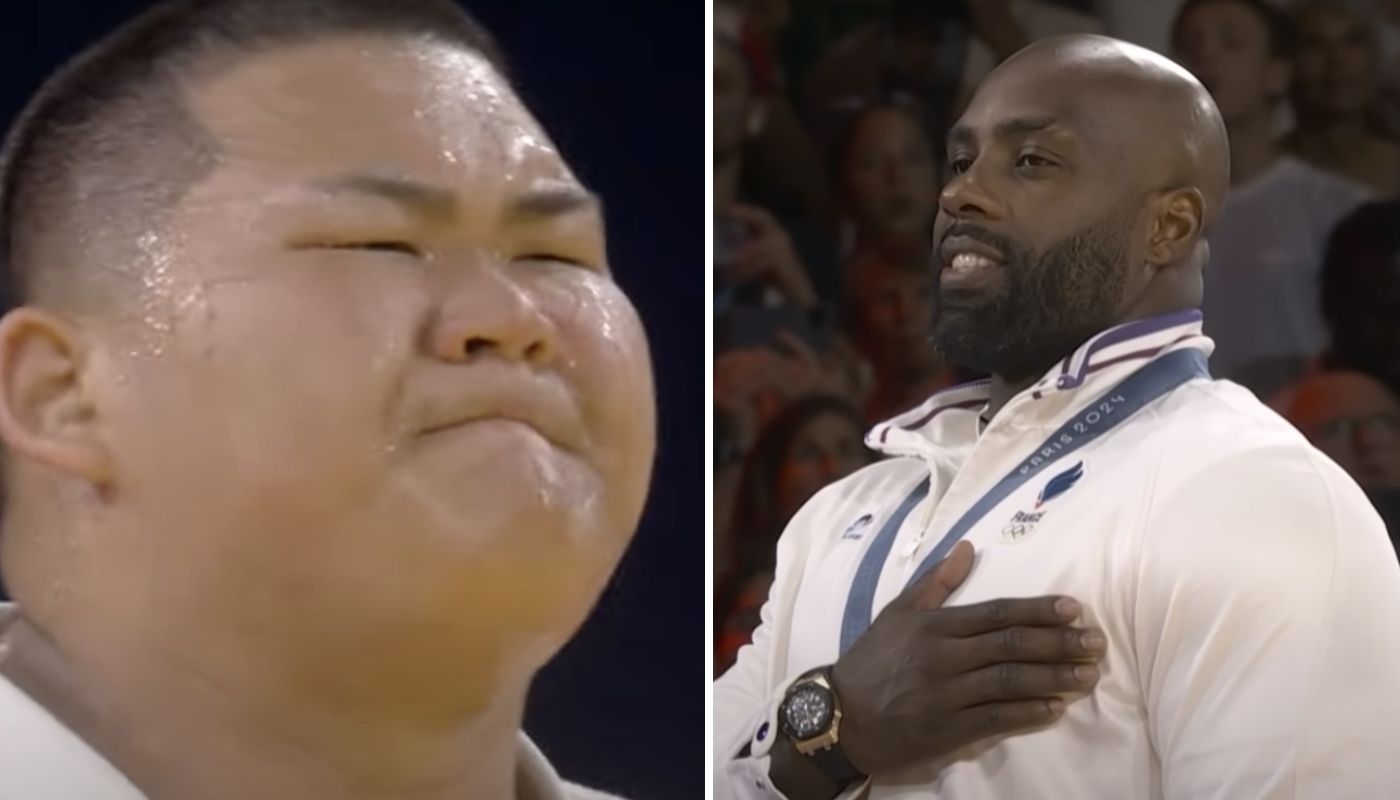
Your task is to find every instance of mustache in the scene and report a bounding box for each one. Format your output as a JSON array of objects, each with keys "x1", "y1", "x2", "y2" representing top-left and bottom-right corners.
[{"x1": 939, "y1": 222, "x2": 1020, "y2": 256}]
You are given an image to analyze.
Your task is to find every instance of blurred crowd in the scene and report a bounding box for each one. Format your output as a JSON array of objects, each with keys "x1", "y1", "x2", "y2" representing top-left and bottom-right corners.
[{"x1": 714, "y1": 0, "x2": 1400, "y2": 672}]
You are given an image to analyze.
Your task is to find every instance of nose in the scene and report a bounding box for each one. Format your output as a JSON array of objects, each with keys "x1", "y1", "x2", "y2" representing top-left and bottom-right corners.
[
  {"x1": 427, "y1": 264, "x2": 556, "y2": 366},
  {"x1": 938, "y1": 160, "x2": 1003, "y2": 222}
]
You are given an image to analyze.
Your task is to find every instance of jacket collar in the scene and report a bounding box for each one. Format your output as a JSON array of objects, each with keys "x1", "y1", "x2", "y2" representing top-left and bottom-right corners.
[{"x1": 868, "y1": 309, "x2": 1211, "y2": 458}]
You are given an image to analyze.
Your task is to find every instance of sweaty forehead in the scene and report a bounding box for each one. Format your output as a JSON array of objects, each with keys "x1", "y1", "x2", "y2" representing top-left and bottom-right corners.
[{"x1": 184, "y1": 35, "x2": 572, "y2": 188}]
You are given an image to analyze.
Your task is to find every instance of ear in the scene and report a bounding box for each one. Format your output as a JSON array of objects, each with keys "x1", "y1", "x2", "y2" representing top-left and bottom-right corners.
[
  {"x1": 1146, "y1": 187, "x2": 1205, "y2": 268},
  {"x1": 0, "y1": 308, "x2": 112, "y2": 485}
]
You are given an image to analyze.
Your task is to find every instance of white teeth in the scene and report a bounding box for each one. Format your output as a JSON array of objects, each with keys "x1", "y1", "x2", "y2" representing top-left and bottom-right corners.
[{"x1": 950, "y1": 253, "x2": 996, "y2": 272}]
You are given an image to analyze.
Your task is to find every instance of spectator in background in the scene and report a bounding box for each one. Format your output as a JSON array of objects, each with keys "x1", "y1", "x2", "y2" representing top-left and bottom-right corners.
[
  {"x1": 1094, "y1": 0, "x2": 1188, "y2": 55},
  {"x1": 798, "y1": 0, "x2": 971, "y2": 153},
  {"x1": 713, "y1": 334, "x2": 870, "y2": 574},
  {"x1": 1287, "y1": 0, "x2": 1400, "y2": 195},
  {"x1": 949, "y1": 0, "x2": 1105, "y2": 112},
  {"x1": 715, "y1": 394, "x2": 872, "y2": 673},
  {"x1": 1273, "y1": 369, "x2": 1400, "y2": 548},
  {"x1": 722, "y1": 0, "x2": 837, "y2": 231},
  {"x1": 1331, "y1": 0, "x2": 1400, "y2": 138},
  {"x1": 801, "y1": 1, "x2": 1101, "y2": 164},
  {"x1": 1174, "y1": 0, "x2": 1371, "y2": 398},
  {"x1": 1320, "y1": 199, "x2": 1400, "y2": 398},
  {"x1": 842, "y1": 239, "x2": 958, "y2": 424},
  {"x1": 832, "y1": 103, "x2": 940, "y2": 256},
  {"x1": 1274, "y1": 370, "x2": 1400, "y2": 489},
  {"x1": 715, "y1": 23, "x2": 837, "y2": 307}
]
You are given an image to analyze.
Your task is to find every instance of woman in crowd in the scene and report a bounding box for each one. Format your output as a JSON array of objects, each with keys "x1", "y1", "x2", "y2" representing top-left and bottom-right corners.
[
  {"x1": 714, "y1": 395, "x2": 873, "y2": 672},
  {"x1": 842, "y1": 238, "x2": 960, "y2": 425},
  {"x1": 831, "y1": 102, "x2": 940, "y2": 257}
]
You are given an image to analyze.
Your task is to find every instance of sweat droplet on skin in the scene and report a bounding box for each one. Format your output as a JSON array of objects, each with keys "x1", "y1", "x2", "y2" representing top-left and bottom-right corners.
[
  {"x1": 507, "y1": 130, "x2": 558, "y2": 168},
  {"x1": 134, "y1": 230, "x2": 183, "y2": 358}
]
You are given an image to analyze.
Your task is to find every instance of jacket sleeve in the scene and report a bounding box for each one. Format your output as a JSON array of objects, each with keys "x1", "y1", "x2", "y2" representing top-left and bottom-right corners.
[
  {"x1": 1133, "y1": 445, "x2": 1400, "y2": 799},
  {"x1": 713, "y1": 488, "x2": 870, "y2": 800}
]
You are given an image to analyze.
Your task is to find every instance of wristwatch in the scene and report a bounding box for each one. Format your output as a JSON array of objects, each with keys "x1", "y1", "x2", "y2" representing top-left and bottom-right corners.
[{"x1": 777, "y1": 666, "x2": 865, "y2": 786}]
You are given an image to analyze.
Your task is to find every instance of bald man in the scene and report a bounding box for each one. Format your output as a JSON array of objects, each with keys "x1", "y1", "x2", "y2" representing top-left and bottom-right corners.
[
  {"x1": 715, "y1": 34, "x2": 1400, "y2": 800},
  {"x1": 0, "y1": 1, "x2": 654, "y2": 799}
]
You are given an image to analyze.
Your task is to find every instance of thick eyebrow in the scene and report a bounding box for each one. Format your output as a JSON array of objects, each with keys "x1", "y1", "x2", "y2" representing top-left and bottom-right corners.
[
  {"x1": 505, "y1": 181, "x2": 604, "y2": 224},
  {"x1": 947, "y1": 115, "x2": 1065, "y2": 150},
  {"x1": 311, "y1": 173, "x2": 457, "y2": 219},
  {"x1": 307, "y1": 173, "x2": 602, "y2": 224}
]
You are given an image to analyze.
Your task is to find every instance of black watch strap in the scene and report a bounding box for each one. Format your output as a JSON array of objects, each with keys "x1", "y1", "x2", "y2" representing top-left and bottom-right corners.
[{"x1": 806, "y1": 739, "x2": 865, "y2": 786}]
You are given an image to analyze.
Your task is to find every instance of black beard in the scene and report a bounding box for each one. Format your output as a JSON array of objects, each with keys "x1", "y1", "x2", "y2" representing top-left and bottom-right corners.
[{"x1": 930, "y1": 209, "x2": 1132, "y2": 383}]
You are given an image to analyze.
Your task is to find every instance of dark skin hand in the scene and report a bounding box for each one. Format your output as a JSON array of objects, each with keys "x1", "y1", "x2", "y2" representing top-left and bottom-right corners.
[{"x1": 771, "y1": 542, "x2": 1104, "y2": 798}]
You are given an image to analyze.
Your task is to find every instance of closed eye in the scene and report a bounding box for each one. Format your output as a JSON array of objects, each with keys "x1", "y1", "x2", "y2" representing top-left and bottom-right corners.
[
  {"x1": 517, "y1": 252, "x2": 595, "y2": 270},
  {"x1": 331, "y1": 241, "x2": 423, "y2": 257}
]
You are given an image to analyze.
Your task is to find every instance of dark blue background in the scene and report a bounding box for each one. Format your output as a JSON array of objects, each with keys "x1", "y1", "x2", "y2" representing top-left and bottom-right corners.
[{"x1": 0, "y1": 2, "x2": 702, "y2": 797}]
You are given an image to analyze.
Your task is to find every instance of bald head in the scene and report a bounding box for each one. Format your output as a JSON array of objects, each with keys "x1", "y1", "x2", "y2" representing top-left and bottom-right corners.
[
  {"x1": 991, "y1": 35, "x2": 1230, "y2": 228},
  {"x1": 931, "y1": 34, "x2": 1229, "y2": 384}
]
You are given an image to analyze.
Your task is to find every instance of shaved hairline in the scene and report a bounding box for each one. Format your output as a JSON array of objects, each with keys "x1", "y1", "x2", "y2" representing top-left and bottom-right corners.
[{"x1": 0, "y1": 0, "x2": 508, "y2": 318}]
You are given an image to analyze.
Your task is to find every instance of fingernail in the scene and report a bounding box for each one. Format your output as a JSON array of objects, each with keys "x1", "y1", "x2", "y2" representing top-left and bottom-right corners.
[
  {"x1": 1081, "y1": 631, "x2": 1106, "y2": 651},
  {"x1": 1048, "y1": 698, "x2": 1066, "y2": 715},
  {"x1": 1074, "y1": 664, "x2": 1100, "y2": 684},
  {"x1": 1055, "y1": 597, "x2": 1081, "y2": 617}
]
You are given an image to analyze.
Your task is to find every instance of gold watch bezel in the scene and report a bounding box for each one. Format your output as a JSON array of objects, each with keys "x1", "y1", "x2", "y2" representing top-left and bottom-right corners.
[{"x1": 790, "y1": 672, "x2": 844, "y2": 755}]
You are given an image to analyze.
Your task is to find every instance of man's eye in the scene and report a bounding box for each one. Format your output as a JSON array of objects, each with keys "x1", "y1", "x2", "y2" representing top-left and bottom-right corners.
[
  {"x1": 1015, "y1": 153, "x2": 1055, "y2": 169},
  {"x1": 948, "y1": 157, "x2": 973, "y2": 175},
  {"x1": 334, "y1": 241, "x2": 423, "y2": 257},
  {"x1": 518, "y1": 253, "x2": 594, "y2": 270}
]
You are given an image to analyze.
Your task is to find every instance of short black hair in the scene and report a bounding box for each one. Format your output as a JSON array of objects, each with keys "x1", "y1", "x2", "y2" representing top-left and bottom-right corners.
[
  {"x1": 0, "y1": 0, "x2": 507, "y2": 315},
  {"x1": 1171, "y1": 0, "x2": 1299, "y2": 59}
]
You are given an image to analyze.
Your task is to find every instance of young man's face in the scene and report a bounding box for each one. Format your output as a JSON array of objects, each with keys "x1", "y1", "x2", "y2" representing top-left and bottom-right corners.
[
  {"x1": 84, "y1": 35, "x2": 656, "y2": 682},
  {"x1": 1174, "y1": 1, "x2": 1290, "y2": 124},
  {"x1": 1295, "y1": 3, "x2": 1378, "y2": 119}
]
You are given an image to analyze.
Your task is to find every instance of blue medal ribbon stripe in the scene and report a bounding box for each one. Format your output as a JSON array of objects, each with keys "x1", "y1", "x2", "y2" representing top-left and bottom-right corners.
[
  {"x1": 838, "y1": 348, "x2": 1210, "y2": 656},
  {"x1": 838, "y1": 476, "x2": 931, "y2": 656}
]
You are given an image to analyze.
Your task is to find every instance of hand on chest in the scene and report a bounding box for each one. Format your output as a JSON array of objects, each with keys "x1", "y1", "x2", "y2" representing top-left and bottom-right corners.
[{"x1": 908, "y1": 457, "x2": 1123, "y2": 606}]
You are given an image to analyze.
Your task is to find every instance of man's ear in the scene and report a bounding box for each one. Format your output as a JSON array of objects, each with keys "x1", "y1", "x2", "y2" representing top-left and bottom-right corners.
[
  {"x1": 0, "y1": 308, "x2": 112, "y2": 485},
  {"x1": 1146, "y1": 187, "x2": 1206, "y2": 268}
]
